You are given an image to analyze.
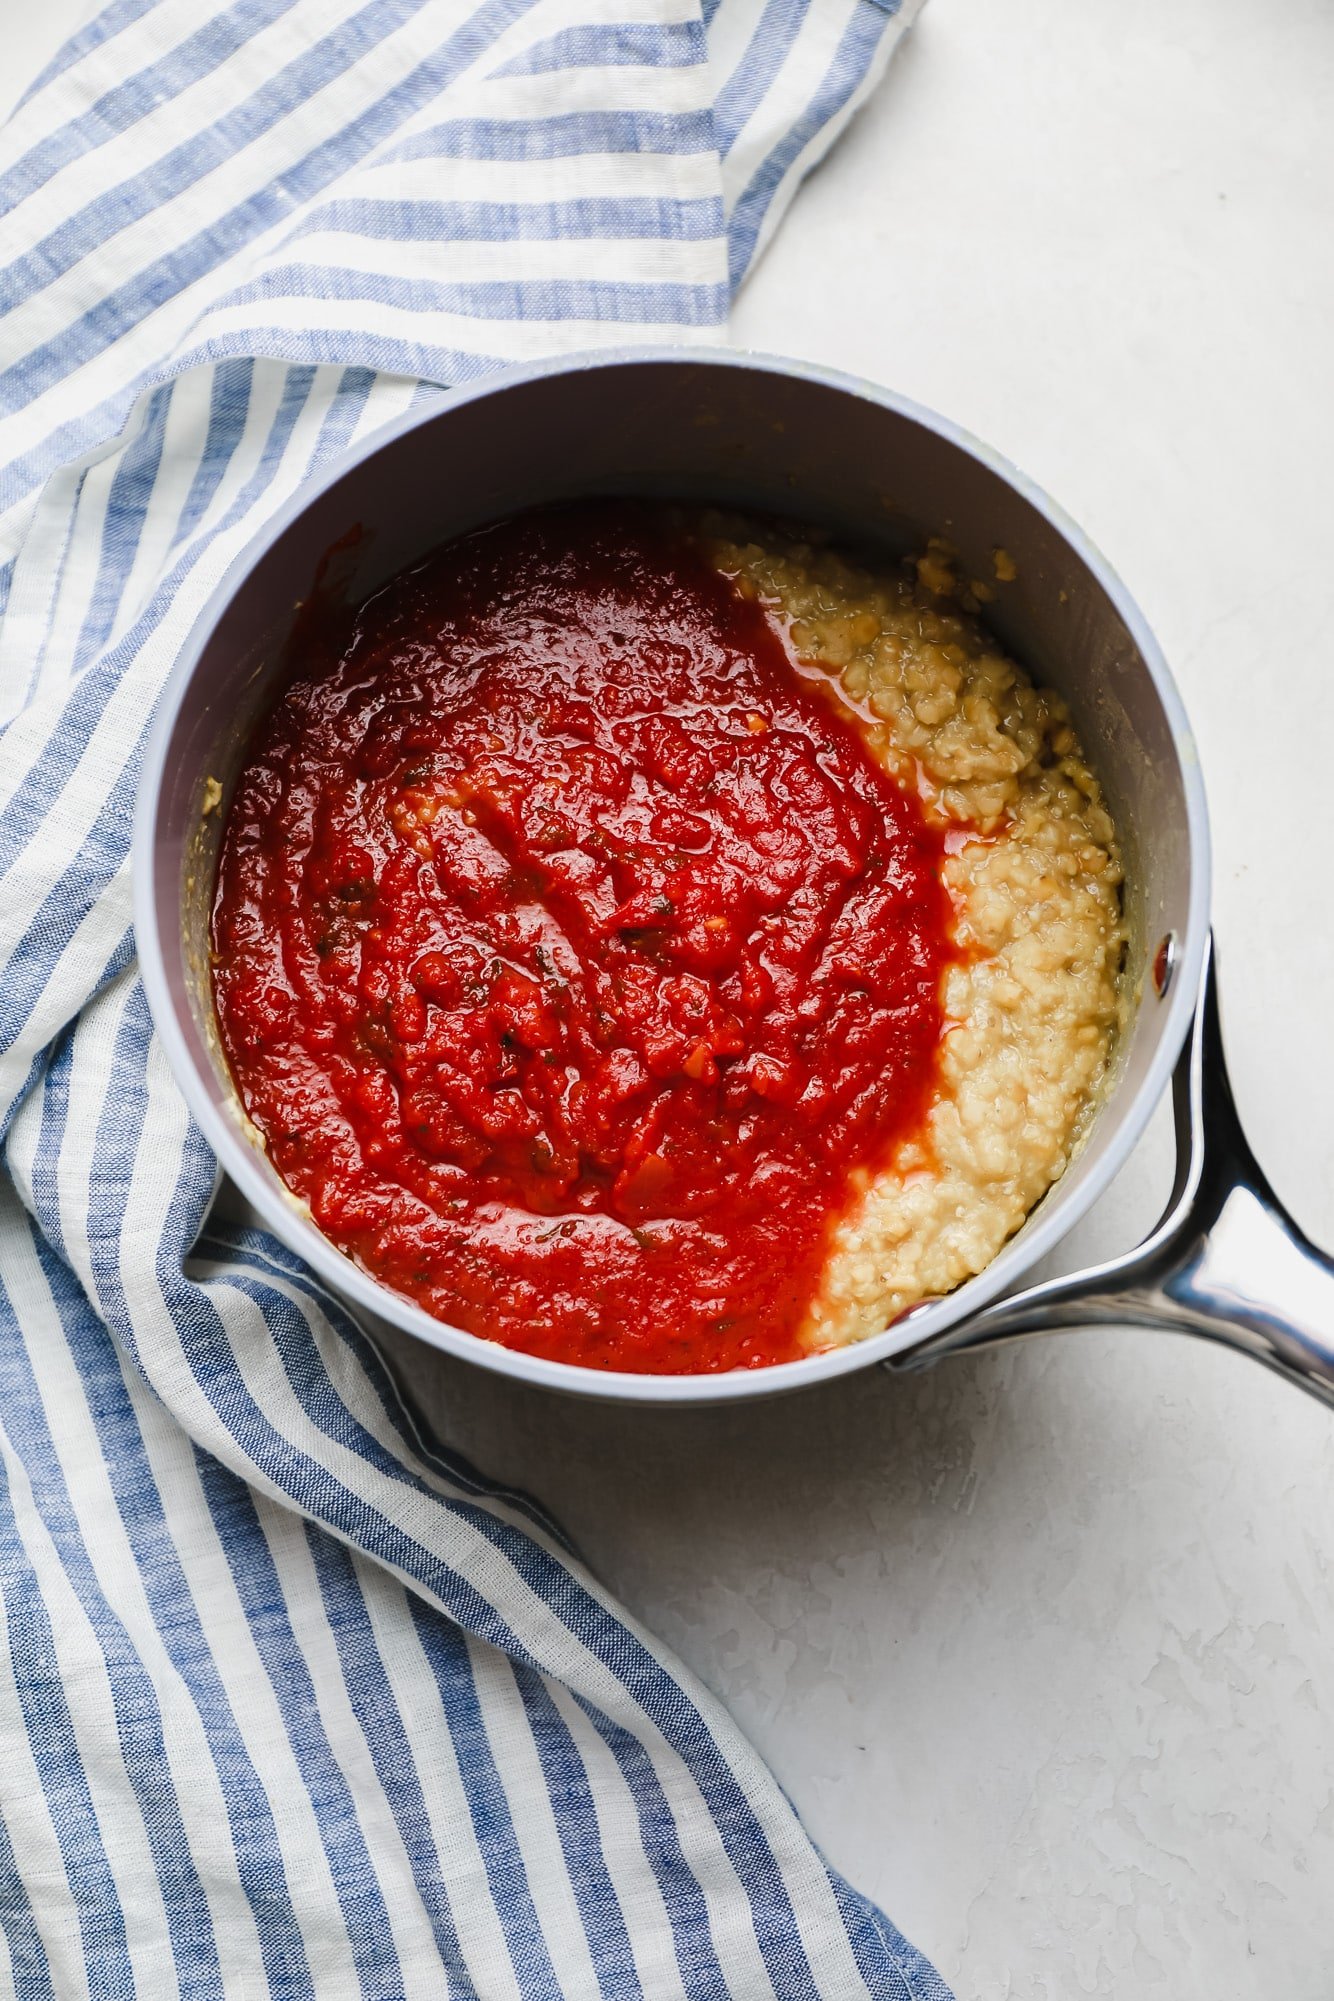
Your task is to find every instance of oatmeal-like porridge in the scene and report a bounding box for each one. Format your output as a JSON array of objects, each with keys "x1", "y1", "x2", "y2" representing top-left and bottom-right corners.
[{"x1": 691, "y1": 513, "x2": 1124, "y2": 1349}]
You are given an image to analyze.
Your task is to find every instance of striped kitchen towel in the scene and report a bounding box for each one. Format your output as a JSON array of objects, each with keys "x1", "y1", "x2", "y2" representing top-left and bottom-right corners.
[{"x1": 0, "y1": 2, "x2": 953, "y2": 1997}]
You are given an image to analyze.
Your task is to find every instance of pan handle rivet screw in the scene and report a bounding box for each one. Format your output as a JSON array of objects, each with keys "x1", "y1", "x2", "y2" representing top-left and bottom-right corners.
[{"x1": 1152, "y1": 931, "x2": 1177, "y2": 997}]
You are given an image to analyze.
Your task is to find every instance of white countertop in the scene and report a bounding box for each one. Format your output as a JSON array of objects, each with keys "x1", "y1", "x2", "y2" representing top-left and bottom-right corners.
[{"x1": 11, "y1": 3, "x2": 1334, "y2": 1993}]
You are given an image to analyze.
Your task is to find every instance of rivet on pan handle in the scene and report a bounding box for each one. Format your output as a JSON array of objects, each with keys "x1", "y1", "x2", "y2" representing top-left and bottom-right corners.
[{"x1": 889, "y1": 935, "x2": 1334, "y2": 1407}]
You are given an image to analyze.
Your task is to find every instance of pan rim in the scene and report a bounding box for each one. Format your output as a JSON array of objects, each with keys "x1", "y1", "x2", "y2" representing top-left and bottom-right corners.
[{"x1": 132, "y1": 343, "x2": 1213, "y2": 1404}]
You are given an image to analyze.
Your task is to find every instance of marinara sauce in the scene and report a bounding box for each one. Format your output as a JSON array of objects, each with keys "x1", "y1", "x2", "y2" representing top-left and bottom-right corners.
[{"x1": 212, "y1": 505, "x2": 955, "y2": 1372}]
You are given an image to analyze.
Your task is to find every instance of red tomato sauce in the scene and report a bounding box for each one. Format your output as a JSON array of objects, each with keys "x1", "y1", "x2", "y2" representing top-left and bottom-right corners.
[{"x1": 212, "y1": 505, "x2": 955, "y2": 1372}]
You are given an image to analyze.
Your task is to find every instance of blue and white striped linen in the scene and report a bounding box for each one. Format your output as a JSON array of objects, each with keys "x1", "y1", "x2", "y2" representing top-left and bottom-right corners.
[{"x1": 0, "y1": 2, "x2": 953, "y2": 1995}]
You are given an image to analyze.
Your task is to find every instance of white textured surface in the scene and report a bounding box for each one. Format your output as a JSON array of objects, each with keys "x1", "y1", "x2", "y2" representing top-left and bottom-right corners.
[{"x1": 13, "y1": 2, "x2": 1334, "y2": 1993}]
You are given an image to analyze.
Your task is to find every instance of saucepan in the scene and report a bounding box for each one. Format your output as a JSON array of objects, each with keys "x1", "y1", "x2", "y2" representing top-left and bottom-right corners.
[{"x1": 132, "y1": 349, "x2": 1334, "y2": 1406}]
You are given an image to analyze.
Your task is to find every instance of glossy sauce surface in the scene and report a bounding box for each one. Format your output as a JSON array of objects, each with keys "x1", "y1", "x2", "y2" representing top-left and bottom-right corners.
[{"x1": 212, "y1": 506, "x2": 955, "y2": 1371}]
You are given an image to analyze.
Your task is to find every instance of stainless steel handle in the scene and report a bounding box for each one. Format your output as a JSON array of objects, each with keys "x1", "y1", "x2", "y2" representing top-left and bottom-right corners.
[{"x1": 891, "y1": 935, "x2": 1334, "y2": 1407}]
